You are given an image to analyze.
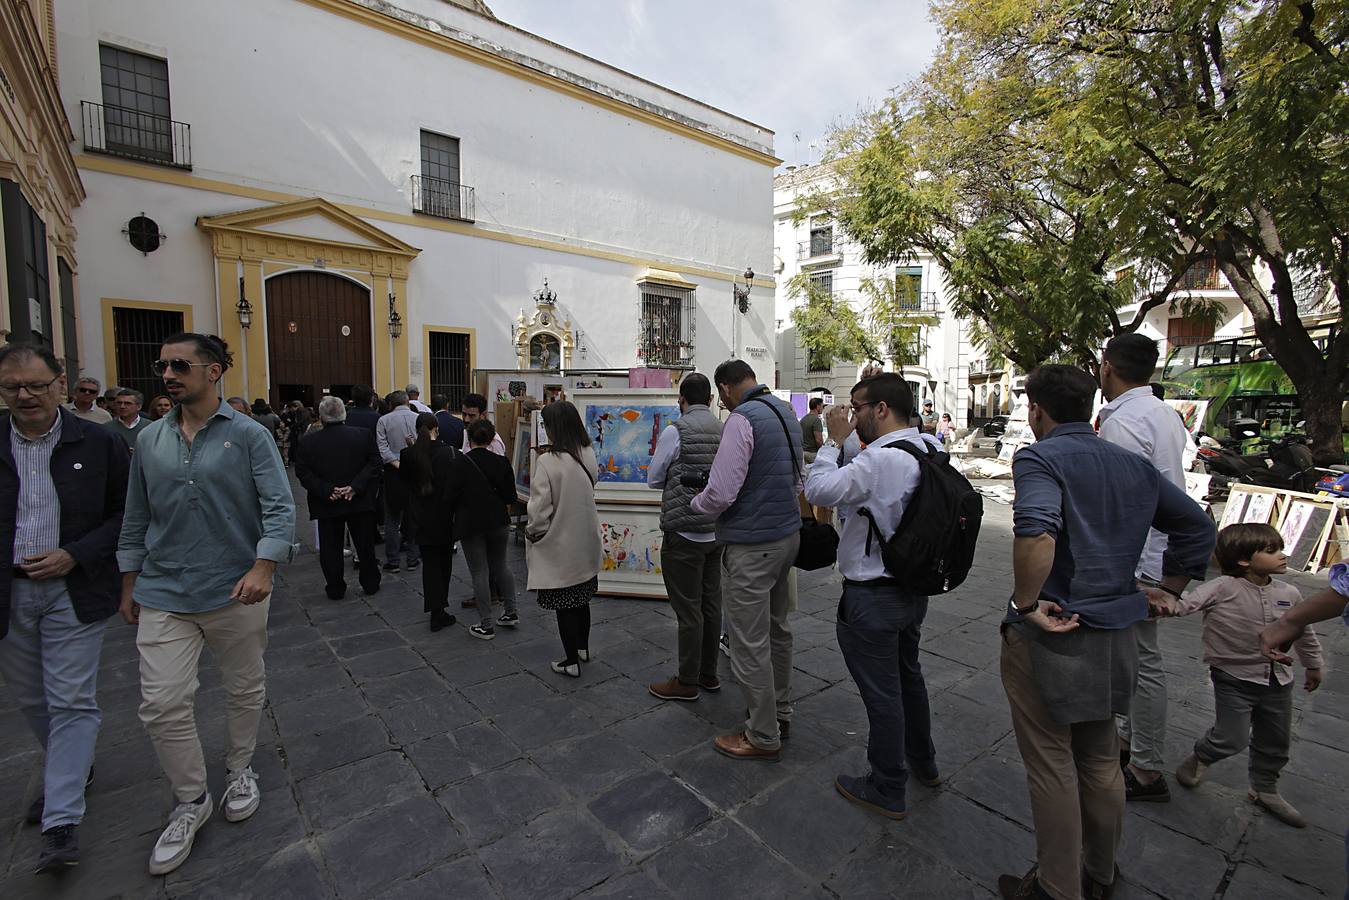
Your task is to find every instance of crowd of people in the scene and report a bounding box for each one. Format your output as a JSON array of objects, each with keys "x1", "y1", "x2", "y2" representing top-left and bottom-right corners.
[{"x1": 0, "y1": 330, "x2": 1343, "y2": 898}]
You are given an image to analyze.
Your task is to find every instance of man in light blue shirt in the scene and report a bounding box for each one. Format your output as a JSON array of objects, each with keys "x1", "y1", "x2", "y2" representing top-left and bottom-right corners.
[{"x1": 117, "y1": 333, "x2": 294, "y2": 877}]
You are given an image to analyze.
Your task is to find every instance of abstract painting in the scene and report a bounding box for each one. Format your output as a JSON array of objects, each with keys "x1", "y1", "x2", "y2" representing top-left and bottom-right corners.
[
  {"x1": 513, "y1": 416, "x2": 533, "y2": 501},
  {"x1": 595, "y1": 502, "x2": 666, "y2": 599},
  {"x1": 574, "y1": 389, "x2": 679, "y2": 498}
]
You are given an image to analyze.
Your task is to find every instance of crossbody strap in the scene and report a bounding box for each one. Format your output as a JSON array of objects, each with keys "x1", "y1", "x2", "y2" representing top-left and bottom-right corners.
[{"x1": 745, "y1": 395, "x2": 802, "y2": 482}]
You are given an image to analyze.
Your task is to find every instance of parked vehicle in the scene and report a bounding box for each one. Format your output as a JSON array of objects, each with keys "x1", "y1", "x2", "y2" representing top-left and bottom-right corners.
[
  {"x1": 1196, "y1": 420, "x2": 1335, "y2": 494},
  {"x1": 982, "y1": 415, "x2": 1009, "y2": 438}
]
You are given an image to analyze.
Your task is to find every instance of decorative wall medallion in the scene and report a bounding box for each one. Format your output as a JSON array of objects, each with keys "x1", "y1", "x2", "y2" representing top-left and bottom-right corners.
[{"x1": 340, "y1": 325, "x2": 352, "y2": 337}]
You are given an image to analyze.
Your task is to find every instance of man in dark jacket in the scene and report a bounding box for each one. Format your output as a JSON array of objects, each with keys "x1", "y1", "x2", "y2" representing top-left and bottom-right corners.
[
  {"x1": 295, "y1": 396, "x2": 383, "y2": 599},
  {"x1": 461, "y1": 419, "x2": 519, "y2": 638},
  {"x1": 433, "y1": 393, "x2": 465, "y2": 449},
  {"x1": 0, "y1": 343, "x2": 128, "y2": 874}
]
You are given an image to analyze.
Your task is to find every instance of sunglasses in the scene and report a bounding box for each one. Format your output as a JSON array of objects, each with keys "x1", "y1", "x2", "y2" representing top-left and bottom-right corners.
[
  {"x1": 152, "y1": 358, "x2": 213, "y2": 376},
  {"x1": 77, "y1": 386, "x2": 99, "y2": 394}
]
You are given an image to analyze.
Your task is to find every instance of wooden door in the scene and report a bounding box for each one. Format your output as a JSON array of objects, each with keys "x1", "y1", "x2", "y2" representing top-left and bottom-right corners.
[{"x1": 265, "y1": 271, "x2": 372, "y2": 409}]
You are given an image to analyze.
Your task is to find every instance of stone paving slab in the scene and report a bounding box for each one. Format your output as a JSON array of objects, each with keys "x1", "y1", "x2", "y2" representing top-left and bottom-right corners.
[{"x1": 0, "y1": 479, "x2": 1345, "y2": 898}]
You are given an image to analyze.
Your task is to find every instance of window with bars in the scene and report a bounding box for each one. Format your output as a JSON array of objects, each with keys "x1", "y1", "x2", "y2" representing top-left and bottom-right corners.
[
  {"x1": 637, "y1": 284, "x2": 696, "y2": 367},
  {"x1": 807, "y1": 269, "x2": 834, "y2": 297},
  {"x1": 809, "y1": 217, "x2": 833, "y2": 257},
  {"x1": 896, "y1": 266, "x2": 923, "y2": 308},
  {"x1": 805, "y1": 348, "x2": 832, "y2": 373},
  {"x1": 427, "y1": 330, "x2": 471, "y2": 411},
  {"x1": 112, "y1": 306, "x2": 183, "y2": 401},
  {"x1": 416, "y1": 130, "x2": 467, "y2": 220},
  {"x1": 1178, "y1": 257, "x2": 1223, "y2": 291},
  {"x1": 99, "y1": 45, "x2": 172, "y2": 163}
]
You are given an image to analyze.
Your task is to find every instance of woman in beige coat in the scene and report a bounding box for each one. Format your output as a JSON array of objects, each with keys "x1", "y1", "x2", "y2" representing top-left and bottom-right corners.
[{"x1": 527, "y1": 401, "x2": 602, "y2": 677}]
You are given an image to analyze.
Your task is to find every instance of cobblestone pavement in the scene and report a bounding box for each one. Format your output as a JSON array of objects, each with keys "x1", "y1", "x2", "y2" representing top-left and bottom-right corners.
[{"x1": 1, "y1": 482, "x2": 1345, "y2": 899}]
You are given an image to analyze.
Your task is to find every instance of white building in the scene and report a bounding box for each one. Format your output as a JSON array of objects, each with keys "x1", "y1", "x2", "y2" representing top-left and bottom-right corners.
[
  {"x1": 52, "y1": 0, "x2": 777, "y2": 407},
  {"x1": 772, "y1": 162, "x2": 973, "y2": 425}
]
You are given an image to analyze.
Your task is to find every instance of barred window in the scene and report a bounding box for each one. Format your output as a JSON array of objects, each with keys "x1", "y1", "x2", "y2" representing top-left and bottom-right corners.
[{"x1": 637, "y1": 284, "x2": 695, "y2": 367}]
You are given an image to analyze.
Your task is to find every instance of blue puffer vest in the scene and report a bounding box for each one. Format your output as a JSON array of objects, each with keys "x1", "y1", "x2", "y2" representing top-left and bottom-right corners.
[{"x1": 716, "y1": 385, "x2": 803, "y2": 545}]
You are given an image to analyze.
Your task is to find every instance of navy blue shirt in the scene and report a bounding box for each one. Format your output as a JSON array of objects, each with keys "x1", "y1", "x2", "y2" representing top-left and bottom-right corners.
[
  {"x1": 1008, "y1": 422, "x2": 1215, "y2": 629},
  {"x1": 435, "y1": 410, "x2": 465, "y2": 448},
  {"x1": 346, "y1": 406, "x2": 380, "y2": 432}
]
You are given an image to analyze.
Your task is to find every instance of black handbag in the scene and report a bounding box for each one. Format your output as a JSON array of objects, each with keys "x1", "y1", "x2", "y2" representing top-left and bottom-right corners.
[{"x1": 747, "y1": 396, "x2": 839, "y2": 571}]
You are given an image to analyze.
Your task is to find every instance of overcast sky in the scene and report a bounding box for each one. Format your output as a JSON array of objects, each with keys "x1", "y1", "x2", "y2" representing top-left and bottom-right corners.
[{"x1": 487, "y1": 0, "x2": 943, "y2": 167}]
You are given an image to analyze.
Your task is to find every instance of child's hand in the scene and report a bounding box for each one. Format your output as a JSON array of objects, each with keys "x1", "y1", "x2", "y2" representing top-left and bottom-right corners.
[{"x1": 1304, "y1": 668, "x2": 1323, "y2": 692}]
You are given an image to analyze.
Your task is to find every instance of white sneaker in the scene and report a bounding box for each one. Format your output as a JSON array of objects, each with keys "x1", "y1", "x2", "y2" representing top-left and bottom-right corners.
[
  {"x1": 577, "y1": 649, "x2": 591, "y2": 663},
  {"x1": 149, "y1": 794, "x2": 213, "y2": 875},
  {"x1": 223, "y1": 767, "x2": 260, "y2": 823},
  {"x1": 719, "y1": 634, "x2": 731, "y2": 657}
]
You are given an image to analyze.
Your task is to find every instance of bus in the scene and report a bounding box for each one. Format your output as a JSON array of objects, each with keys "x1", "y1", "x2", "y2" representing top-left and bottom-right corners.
[{"x1": 1160, "y1": 328, "x2": 1343, "y2": 449}]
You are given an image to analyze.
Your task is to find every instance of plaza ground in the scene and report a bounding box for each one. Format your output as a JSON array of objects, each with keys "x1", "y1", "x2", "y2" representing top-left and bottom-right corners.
[{"x1": 0, "y1": 483, "x2": 1345, "y2": 899}]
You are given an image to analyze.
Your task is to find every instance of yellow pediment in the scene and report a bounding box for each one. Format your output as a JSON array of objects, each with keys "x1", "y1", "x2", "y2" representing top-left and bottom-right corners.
[{"x1": 197, "y1": 197, "x2": 420, "y2": 257}]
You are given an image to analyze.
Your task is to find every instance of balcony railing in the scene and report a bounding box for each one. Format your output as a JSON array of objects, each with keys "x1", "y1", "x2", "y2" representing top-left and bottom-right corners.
[
  {"x1": 81, "y1": 101, "x2": 191, "y2": 169},
  {"x1": 798, "y1": 235, "x2": 837, "y2": 260},
  {"x1": 412, "y1": 175, "x2": 475, "y2": 222},
  {"x1": 894, "y1": 291, "x2": 941, "y2": 315},
  {"x1": 1177, "y1": 258, "x2": 1225, "y2": 291}
]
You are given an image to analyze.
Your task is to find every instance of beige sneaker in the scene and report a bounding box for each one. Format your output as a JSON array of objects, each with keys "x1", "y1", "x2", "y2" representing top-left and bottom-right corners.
[
  {"x1": 1175, "y1": 754, "x2": 1208, "y2": 789},
  {"x1": 1248, "y1": 789, "x2": 1306, "y2": 828}
]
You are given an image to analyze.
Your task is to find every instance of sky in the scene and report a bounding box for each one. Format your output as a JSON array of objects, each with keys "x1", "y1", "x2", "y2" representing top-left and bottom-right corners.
[{"x1": 486, "y1": 0, "x2": 944, "y2": 167}]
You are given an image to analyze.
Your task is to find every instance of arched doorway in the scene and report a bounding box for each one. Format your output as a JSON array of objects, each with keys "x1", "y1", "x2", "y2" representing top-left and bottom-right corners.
[{"x1": 266, "y1": 270, "x2": 372, "y2": 410}]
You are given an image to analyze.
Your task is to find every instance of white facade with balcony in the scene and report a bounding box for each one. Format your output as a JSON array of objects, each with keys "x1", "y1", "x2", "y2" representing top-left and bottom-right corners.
[
  {"x1": 53, "y1": 0, "x2": 777, "y2": 407},
  {"x1": 772, "y1": 163, "x2": 973, "y2": 425}
]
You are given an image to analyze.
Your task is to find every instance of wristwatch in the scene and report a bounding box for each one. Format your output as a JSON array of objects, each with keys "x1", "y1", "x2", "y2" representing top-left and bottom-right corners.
[
  {"x1": 1010, "y1": 597, "x2": 1039, "y2": 616},
  {"x1": 822, "y1": 438, "x2": 840, "y2": 450}
]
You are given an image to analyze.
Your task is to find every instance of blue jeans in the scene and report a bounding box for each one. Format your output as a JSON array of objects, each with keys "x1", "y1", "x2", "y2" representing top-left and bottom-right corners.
[
  {"x1": 836, "y1": 581, "x2": 935, "y2": 802},
  {"x1": 0, "y1": 578, "x2": 106, "y2": 829}
]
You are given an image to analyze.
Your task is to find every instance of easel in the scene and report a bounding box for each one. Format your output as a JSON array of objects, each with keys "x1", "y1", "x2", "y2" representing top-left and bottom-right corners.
[{"x1": 1221, "y1": 484, "x2": 1349, "y2": 574}]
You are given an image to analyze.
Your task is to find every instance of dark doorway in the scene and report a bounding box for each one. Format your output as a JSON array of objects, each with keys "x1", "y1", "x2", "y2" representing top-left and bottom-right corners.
[{"x1": 266, "y1": 271, "x2": 372, "y2": 410}]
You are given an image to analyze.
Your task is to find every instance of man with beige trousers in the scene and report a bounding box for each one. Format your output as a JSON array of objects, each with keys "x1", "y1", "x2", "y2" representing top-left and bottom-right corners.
[{"x1": 118, "y1": 332, "x2": 295, "y2": 876}]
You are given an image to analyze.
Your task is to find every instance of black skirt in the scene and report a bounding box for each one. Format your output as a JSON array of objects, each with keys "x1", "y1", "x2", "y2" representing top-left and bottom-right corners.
[{"x1": 536, "y1": 576, "x2": 598, "y2": 611}]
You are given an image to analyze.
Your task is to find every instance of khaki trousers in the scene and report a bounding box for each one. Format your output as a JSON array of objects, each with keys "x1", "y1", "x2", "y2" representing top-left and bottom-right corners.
[
  {"x1": 1001, "y1": 625, "x2": 1122, "y2": 900},
  {"x1": 137, "y1": 599, "x2": 270, "y2": 803},
  {"x1": 721, "y1": 533, "x2": 799, "y2": 750}
]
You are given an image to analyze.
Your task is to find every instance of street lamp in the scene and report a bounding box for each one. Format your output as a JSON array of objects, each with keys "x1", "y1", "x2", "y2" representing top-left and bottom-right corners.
[
  {"x1": 236, "y1": 277, "x2": 253, "y2": 329},
  {"x1": 733, "y1": 267, "x2": 754, "y2": 314},
  {"x1": 387, "y1": 292, "x2": 403, "y2": 339}
]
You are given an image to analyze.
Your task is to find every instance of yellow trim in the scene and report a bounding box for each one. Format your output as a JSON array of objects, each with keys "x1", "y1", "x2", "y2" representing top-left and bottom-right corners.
[
  {"x1": 391, "y1": 276, "x2": 410, "y2": 392},
  {"x1": 100, "y1": 299, "x2": 194, "y2": 389},
  {"x1": 635, "y1": 268, "x2": 697, "y2": 289},
  {"x1": 294, "y1": 0, "x2": 779, "y2": 167},
  {"x1": 75, "y1": 154, "x2": 777, "y2": 290},
  {"x1": 242, "y1": 261, "x2": 267, "y2": 399},
  {"x1": 199, "y1": 197, "x2": 420, "y2": 256},
  {"x1": 422, "y1": 324, "x2": 478, "y2": 400}
]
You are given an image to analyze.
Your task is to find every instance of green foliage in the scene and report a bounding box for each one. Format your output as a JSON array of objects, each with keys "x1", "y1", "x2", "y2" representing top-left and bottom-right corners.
[{"x1": 787, "y1": 273, "x2": 930, "y2": 372}]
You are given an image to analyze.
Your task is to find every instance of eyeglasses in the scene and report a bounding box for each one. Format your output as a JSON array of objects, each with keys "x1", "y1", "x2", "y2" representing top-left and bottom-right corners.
[
  {"x1": 850, "y1": 401, "x2": 879, "y2": 414},
  {"x1": 0, "y1": 376, "x2": 62, "y2": 397},
  {"x1": 152, "y1": 358, "x2": 213, "y2": 376},
  {"x1": 76, "y1": 386, "x2": 99, "y2": 394}
]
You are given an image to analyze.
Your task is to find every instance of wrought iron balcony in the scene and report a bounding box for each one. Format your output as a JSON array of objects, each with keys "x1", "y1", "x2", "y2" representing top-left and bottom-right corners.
[
  {"x1": 81, "y1": 101, "x2": 191, "y2": 169},
  {"x1": 894, "y1": 291, "x2": 941, "y2": 316},
  {"x1": 798, "y1": 235, "x2": 838, "y2": 261},
  {"x1": 412, "y1": 175, "x2": 475, "y2": 222}
]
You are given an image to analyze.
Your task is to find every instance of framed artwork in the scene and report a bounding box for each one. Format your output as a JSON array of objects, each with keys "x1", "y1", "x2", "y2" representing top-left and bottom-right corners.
[
  {"x1": 595, "y1": 501, "x2": 666, "y2": 599},
  {"x1": 1218, "y1": 489, "x2": 1249, "y2": 530},
  {"x1": 1243, "y1": 491, "x2": 1275, "y2": 525},
  {"x1": 573, "y1": 389, "x2": 679, "y2": 499},
  {"x1": 513, "y1": 416, "x2": 533, "y2": 501},
  {"x1": 1279, "y1": 499, "x2": 1336, "y2": 572}
]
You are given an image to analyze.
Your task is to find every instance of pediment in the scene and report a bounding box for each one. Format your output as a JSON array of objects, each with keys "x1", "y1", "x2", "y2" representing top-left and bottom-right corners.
[{"x1": 197, "y1": 198, "x2": 419, "y2": 257}]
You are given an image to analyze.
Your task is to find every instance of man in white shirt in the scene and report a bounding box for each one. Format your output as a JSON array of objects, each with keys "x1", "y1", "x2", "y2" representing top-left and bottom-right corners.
[
  {"x1": 804, "y1": 373, "x2": 942, "y2": 820},
  {"x1": 374, "y1": 391, "x2": 422, "y2": 572},
  {"x1": 404, "y1": 384, "x2": 433, "y2": 414},
  {"x1": 645, "y1": 374, "x2": 724, "y2": 702},
  {"x1": 64, "y1": 377, "x2": 112, "y2": 424},
  {"x1": 1097, "y1": 333, "x2": 1189, "y2": 802}
]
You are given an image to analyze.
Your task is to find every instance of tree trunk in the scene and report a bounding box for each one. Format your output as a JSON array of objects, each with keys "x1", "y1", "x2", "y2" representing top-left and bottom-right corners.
[{"x1": 1299, "y1": 380, "x2": 1344, "y2": 467}]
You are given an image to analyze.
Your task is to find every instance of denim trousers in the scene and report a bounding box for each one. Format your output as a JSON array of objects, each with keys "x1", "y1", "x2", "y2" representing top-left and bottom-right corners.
[
  {"x1": 835, "y1": 580, "x2": 935, "y2": 802},
  {"x1": 0, "y1": 578, "x2": 106, "y2": 829}
]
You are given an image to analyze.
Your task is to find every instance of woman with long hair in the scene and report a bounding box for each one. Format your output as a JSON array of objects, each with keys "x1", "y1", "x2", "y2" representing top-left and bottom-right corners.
[
  {"x1": 400, "y1": 412, "x2": 467, "y2": 632},
  {"x1": 527, "y1": 401, "x2": 602, "y2": 677},
  {"x1": 147, "y1": 394, "x2": 173, "y2": 420}
]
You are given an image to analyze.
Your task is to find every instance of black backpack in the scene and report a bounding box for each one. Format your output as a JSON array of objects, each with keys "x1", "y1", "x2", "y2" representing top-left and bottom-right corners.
[{"x1": 858, "y1": 441, "x2": 983, "y2": 595}]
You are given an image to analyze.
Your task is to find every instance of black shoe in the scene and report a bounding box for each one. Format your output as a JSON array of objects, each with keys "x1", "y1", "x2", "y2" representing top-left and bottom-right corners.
[
  {"x1": 27, "y1": 769, "x2": 93, "y2": 826},
  {"x1": 1082, "y1": 864, "x2": 1121, "y2": 900},
  {"x1": 429, "y1": 611, "x2": 456, "y2": 632},
  {"x1": 909, "y1": 760, "x2": 943, "y2": 787},
  {"x1": 998, "y1": 867, "x2": 1053, "y2": 900},
  {"x1": 1123, "y1": 767, "x2": 1171, "y2": 802},
  {"x1": 382, "y1": 562, "x2": 401, "y2": 573},
  {"x1": 35, "y1": 825, "x2": 79, "y2": 874},
  {"x1": 406, "y1": 559, "x2": 421, "y2": 571}
]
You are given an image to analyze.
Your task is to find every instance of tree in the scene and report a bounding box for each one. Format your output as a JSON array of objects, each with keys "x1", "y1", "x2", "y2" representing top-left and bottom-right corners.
[
  {"x1": 819, "y1": 0, "x2": 1349, "y2": 461},
  {"x1": 786, "y1": 272, "x2": 928, "y2": 374}
]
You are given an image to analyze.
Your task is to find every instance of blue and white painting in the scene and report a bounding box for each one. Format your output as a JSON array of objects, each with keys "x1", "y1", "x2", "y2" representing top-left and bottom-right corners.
[{"x1": 584, "y1": 403, "x2": 680, "y2": 484}]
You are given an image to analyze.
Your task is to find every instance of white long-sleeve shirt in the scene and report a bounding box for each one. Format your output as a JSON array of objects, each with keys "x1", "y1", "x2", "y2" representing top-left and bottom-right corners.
[
  {"x1": 804, "y1": 427, "x2": 939, "y2": 582},
  {"x1": 1098, "y1": 386, "x2": 1189, "y2": 581},
  {"x1": 647, "y1": 424, "x2": 715, "y2": 543}
]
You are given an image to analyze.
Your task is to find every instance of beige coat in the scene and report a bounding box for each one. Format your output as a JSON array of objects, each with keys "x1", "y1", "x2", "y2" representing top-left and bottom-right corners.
[{"x1": 526, "y1": 445, "x2": 602, "y2": 590}]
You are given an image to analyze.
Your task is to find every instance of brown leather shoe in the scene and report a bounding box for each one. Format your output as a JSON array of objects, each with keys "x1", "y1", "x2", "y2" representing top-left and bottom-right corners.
[
  {"x1": 713, "y1": 732, "x2": 780, "y2": 762},
  {"x1": 699, "y1": 675, "x2": 721, "y2": 692},
  {"x1": 649, "y1": 677, "x2": 699, "y2": 702}
]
